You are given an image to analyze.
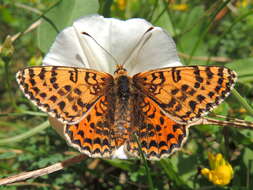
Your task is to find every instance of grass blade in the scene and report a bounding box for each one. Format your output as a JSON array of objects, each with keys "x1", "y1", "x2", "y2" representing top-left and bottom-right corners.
[
  {"x1": 0, "y1": 121, "x2": 50, "y2": 145},
  {"x1": 134, "y1": 134, "x2": 154, "y2": 190}
]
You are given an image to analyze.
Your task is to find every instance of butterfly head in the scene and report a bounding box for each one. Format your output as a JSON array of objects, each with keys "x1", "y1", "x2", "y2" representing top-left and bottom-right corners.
[{"x1": 114, "y1": 64, "x2": 128, "y2": 77}]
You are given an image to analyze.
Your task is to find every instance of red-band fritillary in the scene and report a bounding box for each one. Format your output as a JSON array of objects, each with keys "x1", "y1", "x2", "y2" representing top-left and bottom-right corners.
[{"x1": 16, "y1": 64, "x2": 237, "y2": 159}]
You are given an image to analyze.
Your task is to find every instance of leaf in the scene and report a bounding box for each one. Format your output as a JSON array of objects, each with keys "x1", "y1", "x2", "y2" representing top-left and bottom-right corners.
[
  {"x1": 151, "y1": 0, "x2": 174, "y2": 36},
  {"x1": 243, "y1": 147, "x2": 253, "y2": 174},
  {"x1": 159, "y1": 158, "x2": 190, "y2": 189},
  {"x1": 176, "y1": 6, "x2": 208, "y2": 65},
  {"x1": 174, "y1": 154, "x2": 201, "y2": 188},
  {"x1": 0, "y1": 152, "x2": 16, "y2": 160},
  {"x1": 105, "y1": 159, "x2": 134, "y2": 171},
  {"x1": 226, "y1": 58, "x2": 253, "y2": 82},
  {"x1": 37, "y1": 0, "x2": 99, "y2": 53},
  {"x1": 232, "y1": 129, "x2": 253, "y2": 146}
]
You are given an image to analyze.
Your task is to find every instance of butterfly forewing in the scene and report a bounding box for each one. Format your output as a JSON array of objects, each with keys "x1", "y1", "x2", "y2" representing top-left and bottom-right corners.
[
  {"x1": 133, "y1": 66, "x2": 237, "y2": 124},
  {"x1": 16, "y1": 66, "x2": 113, "y2": 124}
]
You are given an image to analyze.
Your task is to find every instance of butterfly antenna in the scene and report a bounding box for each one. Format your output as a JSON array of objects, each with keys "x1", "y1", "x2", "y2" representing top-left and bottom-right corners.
[
  {"x1": 81, "y1": 32, "x2": 119, "y2": 66},
  {"x1": 121, "y1": 27, "x2": 154, "y2": 67}
]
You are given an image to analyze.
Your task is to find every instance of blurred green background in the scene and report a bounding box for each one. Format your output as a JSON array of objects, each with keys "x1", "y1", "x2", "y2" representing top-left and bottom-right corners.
[{"x1": 0, "y1": 0, "x2": 253, "y2": 189}]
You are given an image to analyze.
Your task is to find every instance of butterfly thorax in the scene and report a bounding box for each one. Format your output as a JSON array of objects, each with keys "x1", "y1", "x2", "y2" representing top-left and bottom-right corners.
[{"x1": 113, "y1": 66, "x2": 134, "y2": 146}]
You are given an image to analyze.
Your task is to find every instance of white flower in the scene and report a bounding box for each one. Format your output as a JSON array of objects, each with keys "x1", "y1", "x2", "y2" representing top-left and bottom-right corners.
[
  {"x1": 43, "y1": 14, "x2": 182, "y2": 159},
  {"x1": 43, "y1": 14, "x2": 182, "y2": 75}
]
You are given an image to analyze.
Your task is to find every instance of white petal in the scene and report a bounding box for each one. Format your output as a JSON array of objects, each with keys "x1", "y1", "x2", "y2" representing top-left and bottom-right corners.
[
  {"x1": 43, "y1": 14, "x2": 182, "y2": 74},
  {"x1": 112, "y1": 145, "x2": 128, "y2": 159},
  {"x1": 127, "y1": 27, "x2": 182, "y2": 76},
  {"x1": 42, "y1": 26, "x2": 91, "y2": 68}
]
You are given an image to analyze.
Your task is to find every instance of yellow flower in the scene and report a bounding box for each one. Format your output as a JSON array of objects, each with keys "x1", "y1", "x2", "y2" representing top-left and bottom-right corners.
[
  {"x1": 169, "y1": 4, "x2": 188, "y2": 11},
  {"x1": 116, "y1": 0, "x2": 126, "y2": 11},
  {"x1": 236, "y1": 0, "x2": 249, "y2": 8},
  {"x1": 201, "y1": 153, "x2": 234, "y2": 186}
]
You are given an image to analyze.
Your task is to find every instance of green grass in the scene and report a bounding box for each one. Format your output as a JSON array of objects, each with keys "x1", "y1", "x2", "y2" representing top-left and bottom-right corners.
[{"x1": 1, "y1": 0, "x2": 253, "y2": 189}]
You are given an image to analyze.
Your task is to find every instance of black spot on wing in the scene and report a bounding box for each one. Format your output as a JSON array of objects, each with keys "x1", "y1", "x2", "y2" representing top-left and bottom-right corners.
[{"x1": 189, "y1": 100, "x2": 197, "y2": 111}]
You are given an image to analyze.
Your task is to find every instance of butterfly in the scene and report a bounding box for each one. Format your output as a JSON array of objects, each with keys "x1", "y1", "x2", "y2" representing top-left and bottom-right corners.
[{"x1": 16, "y1": 64, "x2": 237, "y2": 160}]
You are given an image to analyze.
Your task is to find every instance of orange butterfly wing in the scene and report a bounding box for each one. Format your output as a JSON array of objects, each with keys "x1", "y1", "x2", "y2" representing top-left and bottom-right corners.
[
  {"x1": 126, "y1": 95, "x2": 188, "y2": 160},
  {"x1": 16, "y1": 65, "x2": 237, "y2": 159},
  {"x1": 16, "y1": 66, "x2": 113, "y2": 124},
  {"x1": 133, "y1": 66, "x2": 237, "y2": 124},
  {"x1": 64, "y1": 96, "x2": 116, "y2": 157}
]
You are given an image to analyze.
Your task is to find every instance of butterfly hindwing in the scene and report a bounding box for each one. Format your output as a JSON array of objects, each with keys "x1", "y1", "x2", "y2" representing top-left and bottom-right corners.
[
  {"x1": 133, "y1": 66, "x2": 237, "y2": 124},
  {"x1": 126, "y1": 95, "x2": 188, "y2": 160},
  {"x1": 16, "y1": 66, "x2": 113, "y2": 124},
  {"x1": 64, "y1": 96, "x2": 116, "y2": 157}
]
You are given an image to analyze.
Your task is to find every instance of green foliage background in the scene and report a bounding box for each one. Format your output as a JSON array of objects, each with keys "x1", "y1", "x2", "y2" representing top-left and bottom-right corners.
[{"x1": 0, "y1": 0, "x2": 253, "y2": 189}]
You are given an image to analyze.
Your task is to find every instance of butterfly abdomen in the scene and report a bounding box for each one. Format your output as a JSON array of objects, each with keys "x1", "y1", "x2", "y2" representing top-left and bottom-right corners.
[{"x1": 112, "y1": 72, "x2": 134, "y2": 146}]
